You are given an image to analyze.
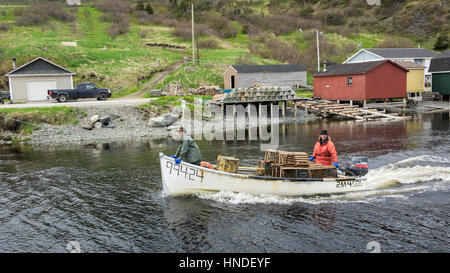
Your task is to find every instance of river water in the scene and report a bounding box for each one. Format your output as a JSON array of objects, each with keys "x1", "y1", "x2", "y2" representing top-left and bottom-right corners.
[{"x1": 0, "y1": 111, "x2": 449, "y2": 253}]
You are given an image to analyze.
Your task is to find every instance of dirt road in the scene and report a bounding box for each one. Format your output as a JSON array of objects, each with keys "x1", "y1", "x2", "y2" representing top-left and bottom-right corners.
[{"x1": 0, "y1": 98, "x2": 154, "y2": 109}]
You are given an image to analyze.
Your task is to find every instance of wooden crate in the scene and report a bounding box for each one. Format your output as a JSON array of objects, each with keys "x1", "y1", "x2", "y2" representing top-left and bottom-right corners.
[
  {"x1": 217, "y1": 155, "x2": 240, "y2": 173},
  {"x1": 256, "y1": 160, "x2": 265, "y2": 176},
  {"x1": 277, "y1": 151, "x2": 309, "y2": 166},
  {"x1": 264, "y1": 149, "x2": 280, "y2": 163},
  {"x1": 279, "y1": 165, "x2": 337, "y2": 178}
]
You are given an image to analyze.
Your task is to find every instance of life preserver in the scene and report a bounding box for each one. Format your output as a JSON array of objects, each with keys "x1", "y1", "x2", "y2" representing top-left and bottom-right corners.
[{"x1": 201, "y1": 161, "x2": 215, "y2": 170}]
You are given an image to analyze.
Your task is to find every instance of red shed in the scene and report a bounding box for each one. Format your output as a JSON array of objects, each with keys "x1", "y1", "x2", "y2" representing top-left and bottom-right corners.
[{"x1": 313, "y1": 60, "x2": 408, "y2": 101}]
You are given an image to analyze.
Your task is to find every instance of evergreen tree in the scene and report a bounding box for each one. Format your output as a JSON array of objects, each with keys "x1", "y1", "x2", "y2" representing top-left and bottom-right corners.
[
  {"x1": 145, "y1": 3, "x2": 154, "y2": 15},
  {"x1": 434, "y1": 33, "x2": 449, "y2": 51},
  {"x1": 136, "y1": 0, "x2": 145, "y2": 11}
]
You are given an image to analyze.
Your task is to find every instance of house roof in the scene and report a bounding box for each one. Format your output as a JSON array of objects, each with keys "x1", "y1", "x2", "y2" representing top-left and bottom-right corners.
[
  {"x1": 5, "y1": 57, "x2": 75, "y2": 76},
  {"x1": 396, "y1": 61, "x2": 426, "y2": 69},
  {"x1": 230, "y1": 64, "x2": 307, "y2": 73},
  {"x1": 313, "y1": 60, "x2": 408, "y2": 77},
  {"x1": 366, "y1": 48, "x2": 439, "y2": 59},
  {"x1": 429, "y1": 50, "x2": 450, "y2": 72}
]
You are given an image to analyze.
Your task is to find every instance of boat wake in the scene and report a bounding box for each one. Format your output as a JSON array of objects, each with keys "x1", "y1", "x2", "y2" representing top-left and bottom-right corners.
[{"x1": 194, "y1": 154, "x2": 450, "y2": 205}]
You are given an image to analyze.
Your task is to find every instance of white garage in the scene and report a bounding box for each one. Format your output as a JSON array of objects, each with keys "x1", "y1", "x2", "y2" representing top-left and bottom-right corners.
[
  {"x1": 27, "y1": 81, "x2": 56, "y2": 101},
  {"x1": 4, "y1": 57, "x2": 75, "y2": 103}
]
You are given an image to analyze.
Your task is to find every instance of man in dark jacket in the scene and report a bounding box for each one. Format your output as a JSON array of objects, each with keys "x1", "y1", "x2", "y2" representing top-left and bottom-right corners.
[{"x1": 171, "y1": 127, "x2": 202, "y2": 166}]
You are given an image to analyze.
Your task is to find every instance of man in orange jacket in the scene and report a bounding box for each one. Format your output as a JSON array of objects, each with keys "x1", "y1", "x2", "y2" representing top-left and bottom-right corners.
[{"x1": 309, "y1": 130, "x2": 339, "y2": 168}]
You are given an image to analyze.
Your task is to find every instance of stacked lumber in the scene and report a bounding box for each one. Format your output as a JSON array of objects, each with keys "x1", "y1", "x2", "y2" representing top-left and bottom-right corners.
[{"x1": 297, "y1": 101, "x2": 410, "y2": 122}]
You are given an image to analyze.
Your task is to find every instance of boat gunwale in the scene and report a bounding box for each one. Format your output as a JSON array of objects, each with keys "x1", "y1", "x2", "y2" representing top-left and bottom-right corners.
[{"x1": 160, "y1": 153, "x2": 365, "y2": 183}]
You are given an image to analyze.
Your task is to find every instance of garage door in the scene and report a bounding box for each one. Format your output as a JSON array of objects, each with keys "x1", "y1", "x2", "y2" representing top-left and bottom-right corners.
[{"x1": 27, "y1": 81, "x2": 56, "y2": 101}]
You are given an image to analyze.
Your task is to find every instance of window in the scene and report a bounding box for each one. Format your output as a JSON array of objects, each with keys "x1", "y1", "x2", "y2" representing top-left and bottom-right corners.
[
  {"x1": 414, "y1": 59, "x2": 424, "y2": 65},
  {"x1": 86, "y1": 84, "x2": 94, "y2": 90},
  {"x1": 347, "y1": 77, "x2": 352, "y2": 86}
]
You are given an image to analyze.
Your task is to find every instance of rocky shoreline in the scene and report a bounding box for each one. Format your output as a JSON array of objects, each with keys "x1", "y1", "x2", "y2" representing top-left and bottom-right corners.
[{"x1": 0, "y1": 101, "x2": 447, "y2": 147}]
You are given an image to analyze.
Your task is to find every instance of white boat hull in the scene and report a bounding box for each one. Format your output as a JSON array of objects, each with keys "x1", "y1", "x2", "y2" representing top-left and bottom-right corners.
[{"x1": 160, "y1": 153, "x2": 368, "y2": 197}]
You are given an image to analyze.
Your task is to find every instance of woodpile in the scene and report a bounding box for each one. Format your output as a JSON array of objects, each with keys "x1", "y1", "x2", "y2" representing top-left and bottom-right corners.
[
  {"x1": 146, "y1": 43, "x2": 185, "y2": 50},
  {"x1": 257, "y1": 149, "x2": 337, "y2": 178},
  {"x1": 220, "y1": 86, "x2": 299, "y2": 103},
  {"x1": 186, "y1": 86, "x2": 219, "y2": 96}
]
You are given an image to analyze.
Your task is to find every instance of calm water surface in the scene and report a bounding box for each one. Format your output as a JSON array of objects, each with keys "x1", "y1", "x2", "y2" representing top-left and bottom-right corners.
[{"x1": 0, "y1": 111, "x2": 449, "y2": 252}]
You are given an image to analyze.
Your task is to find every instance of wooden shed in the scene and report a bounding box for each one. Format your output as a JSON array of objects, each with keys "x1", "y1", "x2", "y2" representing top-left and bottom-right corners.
[
  {"x1": 4, "y1": 57, "x2": 75, "y2": 103},
  {"x1": 396, "y1": 61, "x2": 426, "y2": 100},
  {"x1": 313, "y1": 60, "x2": 408, "y2": 103},
  {"x1": 344, "y1": 48, "x2": 438, "y2": 91},
  {"x1": 429, "y1": 50, "x2": 450, "y2": 100},
  {"x1": 223, "y1": 64, "x2": 307, "y2": 90}
]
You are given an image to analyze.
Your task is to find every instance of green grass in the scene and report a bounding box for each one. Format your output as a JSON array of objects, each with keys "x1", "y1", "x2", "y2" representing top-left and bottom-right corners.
[
  {"x1": 295, "y1": 90, "x2": 313, "y2": 98},
  {"x1": 139, "y1": 94, "x2": 213, "y2": 113},
  {"x1": 0, "y1": 106, "x2": 84, "y2": 135},
  {"x1": 0, "y1": 5, "x2": 185, "y2": 96},
  {"x1": 0, "y1": 4, "x2": 284, "y2": 96},
  {"x1": 2, "y1": 2, "x2": 434, "y2": 99},
  {"x1": 0, "y1": 106, "x2": 74, "y2": 114}
]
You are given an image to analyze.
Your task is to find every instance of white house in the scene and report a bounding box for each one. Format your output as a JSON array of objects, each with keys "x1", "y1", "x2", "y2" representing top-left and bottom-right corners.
[
  {"x1": 344, "y1": 48, "x2": 439, "y2": 91},
  {"x1": 66, "y1": 0, "x2": 81, "y2": 6}
]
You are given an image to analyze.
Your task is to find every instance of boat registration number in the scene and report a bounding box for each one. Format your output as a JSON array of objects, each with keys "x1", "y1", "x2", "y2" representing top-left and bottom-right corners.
[
  {"x1": 336, "y1": 180, "x2": 362, "y2": 188},
  {"x1": 166, "y1": 161, "x2": 204, "y2": 182}
]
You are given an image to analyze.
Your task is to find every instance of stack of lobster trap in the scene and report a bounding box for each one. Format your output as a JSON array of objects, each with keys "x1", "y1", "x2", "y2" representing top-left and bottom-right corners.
[{"x1": 256, "y1": 149, "x2": 337, "y2": 179}]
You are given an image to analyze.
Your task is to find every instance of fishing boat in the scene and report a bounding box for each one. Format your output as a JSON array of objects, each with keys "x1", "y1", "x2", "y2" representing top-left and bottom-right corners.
[{"x1": 159, "y1": 153, "x2": 369, "y2": 196}]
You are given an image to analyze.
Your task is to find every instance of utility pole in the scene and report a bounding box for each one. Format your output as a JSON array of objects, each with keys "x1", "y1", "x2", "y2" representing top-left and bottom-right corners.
[
  {"x1": 191, "y1": 4, "x2": 195, "y2": 65},
  {"x1": 316, "y1": 29, "x2": 320, "y2": 72},
  {"x1": 196, "y1": 34, "x2": 199, "y2": 65}
]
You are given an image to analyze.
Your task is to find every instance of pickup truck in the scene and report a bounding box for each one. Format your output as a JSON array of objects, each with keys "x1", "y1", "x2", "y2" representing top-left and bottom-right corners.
[
  {"x1": 47, "y1": 83, "x2": 111, "y2": 102},
  {"x1": 0, "y1": 91, "x2": 10, "y2": 104}
]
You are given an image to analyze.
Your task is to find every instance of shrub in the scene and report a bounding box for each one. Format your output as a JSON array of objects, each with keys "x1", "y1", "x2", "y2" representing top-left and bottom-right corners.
[
  {"x1": 138, "y1": 29, "x2": 148, "y2": 39},
  {"x1": 94, "y1": 0, "x2": 132, "y2": 14},
  {"x1": 171, "y1": 23, "x2": 191, "y2": 40},
  {"x1": 134, "y1": 10, "x2": 148, "y2": 19},
  {"x1": 134, "y1": 10, "x2": 149, "y2": 22},
  {"x1": 299, "y1": 5, "x2": 314, "y2": 18},
  {"x1": 376, "y1": 37, "x2": 415, "y2": 48},
  {"x1": 147, "y1": 13, "x2": 178, "y2": 27},
  {"x1": 94, "y1": 0, "x2": 132, "y2": 38},
  {"x1": 195, "y1": 23, "x2": 215, "y2": 37},
  {"x1": 234, "y1": 54, "x2": 256, "y2": 65},
  {"x1": 242, "y1": 23, "x2": 261, "y2": 36},
  {"x1": 14, "y1": 2, "x2": 75, "y2": 26},
  {"x1": 321, "y1": 9, "x2": 346, "y2": 26},
  {"x1": 15, "y1": 13, "x2": 46, "y2": 26},
  {"x1": 0, "y1": 23, "x2": 12, "y2": 32},
  {"x1": 197, "y1": 38, "x2": 219, "y2": 49},
  {"x1": 13, "y1": 7, "x2": 25, "y2": 17},
  {"x1": 200, "y1": 12, "x2": 237, "y2": 38}
]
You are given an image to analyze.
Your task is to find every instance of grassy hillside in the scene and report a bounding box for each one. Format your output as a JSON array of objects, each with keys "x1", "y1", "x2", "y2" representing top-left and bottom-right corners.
[{"x1": 0, "y1": 0, "x2": 447, "y2": 97}]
